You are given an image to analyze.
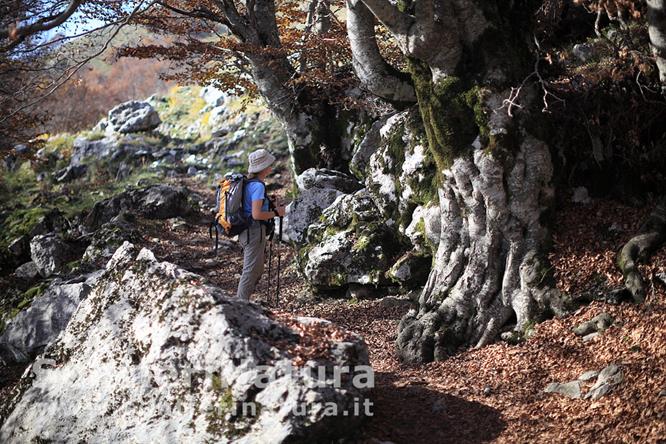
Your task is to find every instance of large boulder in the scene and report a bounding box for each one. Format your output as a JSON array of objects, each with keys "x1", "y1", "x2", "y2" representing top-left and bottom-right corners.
[
  {"x1": 0, "y1": 279, "x2": 93, "y2": 364},
  {"x1": 107, "y1": 101, "x2": 161, "y2": 134},
  {"x1": 303, "y1": 225, "x2": 397, "y2": 290},
  {"x1": 0, "y1": 243, "x2": 370, "y2": 443},
  {"x1": 303, "y1": 189, "x2": 404, "y2": 291},
  {"x1": 200, "y1": 85, "x2": 227, "y2": 107},
  {"x1": 283, "y1": 168, "x2": 362, "y2": 244},
  {"x1": 291, "y1": 110, "x2": 442, "y2": 295},
  {"x1": 349, "y1": 116, "x2": 389, "y2": 179},
  {"x1": 70, "y1": 136, "x2": 118, "y2": 166},
  {"x1": 29, "y1": 234, "x2": 73, "y2": 277},
  {"x1": 81, "y1": 214, "x2": 142, "y2": 266},
  {"x1": 84, "y1": 185, "x2": 195, "y2": 230}
]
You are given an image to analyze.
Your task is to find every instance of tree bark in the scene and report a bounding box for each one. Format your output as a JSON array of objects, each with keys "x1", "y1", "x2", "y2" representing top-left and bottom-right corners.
[
  {"x1": 647, "y1": 0, "x2": 666, "y2": 86},
  {"x1": 346, "y1": 0, "x2": 416, "y2": 103},
  {"x1": 397, "y1": 110, "x2": 567, "y2": 362},
  {"x1": 617, "y1": 198, "x2": 666, "y2": 303},
  {"x1": 350, "y1": 0, "x2": 567, "y2": 363}
]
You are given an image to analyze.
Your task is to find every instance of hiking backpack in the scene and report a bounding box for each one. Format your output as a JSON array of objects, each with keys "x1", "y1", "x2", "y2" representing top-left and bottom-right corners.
[{"x1": 208, "y1": 173, "x2": 256, "y2": 251}]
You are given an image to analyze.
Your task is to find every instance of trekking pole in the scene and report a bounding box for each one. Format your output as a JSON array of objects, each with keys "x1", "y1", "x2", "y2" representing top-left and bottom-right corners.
[
  {"x1": 267, "y1": 235, "x2": 273, "y2": 305},
  {"x1": 275, "y1": 216, "x2": 283, "y2": 307},
  {"x1": 209, "y1": 222, "x2": 219, "y2": 256}
]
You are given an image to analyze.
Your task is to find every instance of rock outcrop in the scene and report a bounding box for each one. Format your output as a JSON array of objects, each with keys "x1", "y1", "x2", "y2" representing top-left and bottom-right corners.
[
  {"x1": 295, "y1": 109, "x2": 436, "y2": 295},
  {"x1": 284, "y1": 168, "x2": 362, "y2": 244},
  {"x1": 302, "y1": 189, "x2": 404, "y2": 291},
  {"x1": 0, "y1": 278, "x2": 94, "y2": 364},
  {"x1": 107, "y1": 101, "x2": 162, "y2": 134},
  {"x1": 0, "y1": 243, "x2": 371, "y2": 443},
  {"x1": 29, "y1": 234, "x2": 73, "y2": 277},
  {"x1": 84, "y1": 185, "x2": 195, "y2": 230}
]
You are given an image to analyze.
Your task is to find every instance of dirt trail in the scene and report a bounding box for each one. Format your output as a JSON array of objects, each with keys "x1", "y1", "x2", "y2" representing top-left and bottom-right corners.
[{"x1": 141, "y1": 177, "x2": 665, "y2": 443}]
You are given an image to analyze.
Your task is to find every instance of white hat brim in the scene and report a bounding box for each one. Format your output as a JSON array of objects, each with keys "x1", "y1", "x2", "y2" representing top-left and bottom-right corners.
[{"x1": 248, "y1": 152, "x2": 276, "y2": 173}]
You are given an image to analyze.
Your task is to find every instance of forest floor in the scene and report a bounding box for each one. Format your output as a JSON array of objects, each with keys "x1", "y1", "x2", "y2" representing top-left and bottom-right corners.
[
  {"x1": 136, "y1": 177, "x2": 666, "y2": 444},
  {"x1": 2, "y1": 175, "x2": 664, "y2": 443}
]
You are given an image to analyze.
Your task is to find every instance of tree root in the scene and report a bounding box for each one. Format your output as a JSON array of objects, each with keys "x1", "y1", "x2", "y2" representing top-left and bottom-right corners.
[{"x1": 617, "y1": 197, "x2": 666, "y2": 303}]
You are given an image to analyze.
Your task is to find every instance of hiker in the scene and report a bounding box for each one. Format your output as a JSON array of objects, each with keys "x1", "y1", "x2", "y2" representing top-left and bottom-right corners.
[{"x1": 236, "y1": 149, "x2": 286, "y2": 301}]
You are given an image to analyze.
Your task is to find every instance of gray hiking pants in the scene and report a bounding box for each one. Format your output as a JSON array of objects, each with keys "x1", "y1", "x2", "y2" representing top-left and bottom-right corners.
[{"x1": 236, "y1": 223, "x2": 267, "y2": 300}]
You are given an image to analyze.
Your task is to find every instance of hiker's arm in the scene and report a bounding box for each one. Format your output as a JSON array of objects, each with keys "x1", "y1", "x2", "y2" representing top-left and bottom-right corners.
[{"x1": 251, "y1": 199, "x2": 285, "y2": 220}]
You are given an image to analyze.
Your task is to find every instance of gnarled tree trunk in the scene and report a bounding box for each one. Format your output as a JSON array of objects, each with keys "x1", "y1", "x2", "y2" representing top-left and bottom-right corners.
[
  {"x1": 348, "y1": 0, "x2": 568, "y2": 363},
  {"x1": 397, "y1": 117, "x2": 566, "y2": 362}
]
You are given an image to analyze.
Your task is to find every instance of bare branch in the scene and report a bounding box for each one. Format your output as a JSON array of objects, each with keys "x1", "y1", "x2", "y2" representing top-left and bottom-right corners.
[
  {"x1": 0, "y1": 0, "x2": 83, "y2": 49},
  {"x1": 212, "y1": 0, "x2": 252, "y2": 42},
  {"x1": 0, "y1": 0, "x2": 153, "y2": 126}
]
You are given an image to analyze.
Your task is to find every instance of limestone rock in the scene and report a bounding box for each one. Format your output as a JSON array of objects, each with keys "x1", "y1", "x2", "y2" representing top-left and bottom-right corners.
[
  {"x1": 364, "y1": 111, "x2": 434, "y2": 225},
  {"x1": 296, "y1": 168, "x2": 362, "y2": 193},
  {"x1": 405, "y1": 204, "x2": 441, "y2": 250},
  {"x1": 307, "y1": 189, "x2": 378, "y2": 240},
  {"x1": 54, "y1": 164, "x2": 88, "y2": 183},
  {"x1": 29, "y1": 234, "x2": 73, "y2": 277},
  {"x1": 387, "y1": 252, "x2": 431, "y2": 288},
  {"x1": 585, "y1": 364, "x2": 623, "y2": 400},
  {"x1": 398, "y1": 143, "x2": 432, "y2": 218},
  {"x1": 283, "y1": 169, "x2": 362, "y2": 244},
  {"x1": 0, "y1": 280, "x2": 92, "y2": 364},
  {"x1": 303, "y1": 223, "x2": 397, "y2": 290},
  {"x1": 544, "y1": 381, "x2": 582, "y2": 399},
  {"x1": 582, "y1": 332, "x2": 600, "y2": 343},
  {"x1": 578, "y1": 370, "x2": 600, "y2": 382},
  {"x1": 70, "y1": 136, "x2": 117, "y2": 166},
  {"x1": 81, "y1": 217, "x2": 142, "y2": 265},
  {"x1": 365, "y1": 142, "x2": 399, "y2": 218},
  {"x1": 350, "y1": 116, "x2": 389, "y2": 179},
  {"x1": 573, "y1": 312, "x2": 614, "y2": 336},
  {"x1": 107, "y1": 100, "x2": 161, "y2": 134},
  {"x1": 200, "y1": 85, "x2": 226, "y2": 107},
  {"x1": 84, "y1": 185, "x2": 195, "y2": 230},
  {"x1": 14, "y1": 261, "x2": 40, "y2": 281},
  {"x1": 0, "y1": 243, "x2": 370, "y2": 443}
]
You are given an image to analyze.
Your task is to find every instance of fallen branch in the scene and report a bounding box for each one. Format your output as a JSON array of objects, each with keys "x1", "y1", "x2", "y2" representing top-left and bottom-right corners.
[{"x1": 617, "y1": 197, "x2": 666, "y2": 303}]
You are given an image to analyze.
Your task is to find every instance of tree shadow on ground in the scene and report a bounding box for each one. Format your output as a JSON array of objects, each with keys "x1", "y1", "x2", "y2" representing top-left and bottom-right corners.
[{"x1": 361, "y1": 371, "x2": 506, "y2": 444}]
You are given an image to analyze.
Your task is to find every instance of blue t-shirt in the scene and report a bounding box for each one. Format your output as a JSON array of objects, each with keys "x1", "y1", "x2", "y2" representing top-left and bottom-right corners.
[{"x1": 243, "y1": 180, "x2": 269, "y2": 219}]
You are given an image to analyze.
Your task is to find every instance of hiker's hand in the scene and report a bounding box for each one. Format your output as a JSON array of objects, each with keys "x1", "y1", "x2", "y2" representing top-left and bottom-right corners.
[{"x1": 275, "y1": 206, "x2": 286, "y2": 217}]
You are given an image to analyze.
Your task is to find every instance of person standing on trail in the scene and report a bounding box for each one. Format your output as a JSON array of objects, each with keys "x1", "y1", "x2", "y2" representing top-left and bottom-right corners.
[{"x1": 236, "y1": 149, "x2": 286, "y2": 301}]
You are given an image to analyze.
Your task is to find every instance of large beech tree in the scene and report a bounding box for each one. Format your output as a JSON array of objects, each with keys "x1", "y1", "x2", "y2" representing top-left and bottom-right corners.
[{"x1": 346, "y1": 0, "x2": 569, "y2": 363}]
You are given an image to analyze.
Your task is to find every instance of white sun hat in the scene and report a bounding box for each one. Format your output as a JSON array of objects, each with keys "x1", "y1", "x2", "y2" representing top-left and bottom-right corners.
[{"x1": 248, "y1": 149, "x2": 276, "y2": 174}]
